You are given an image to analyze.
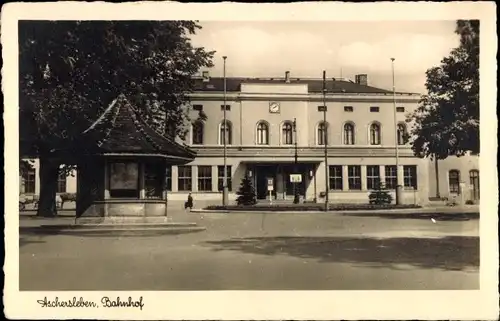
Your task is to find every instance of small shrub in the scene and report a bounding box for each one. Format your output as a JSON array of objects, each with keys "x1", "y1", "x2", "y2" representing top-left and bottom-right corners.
[
  {"x1": 368, "y1": 182, "x2": 393, "y2": 205},
  {"x1": 465, "y1": 200, "x2": 475, "y2": 205},
  {"x1": 235, "y1": 173, "x2": 257, "y2": 206}
]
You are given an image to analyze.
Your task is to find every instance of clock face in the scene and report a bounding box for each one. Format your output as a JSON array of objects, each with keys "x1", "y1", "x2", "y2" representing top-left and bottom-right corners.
[{"x1": 269, "y1": 102, "x2": 280, "y2": 113}]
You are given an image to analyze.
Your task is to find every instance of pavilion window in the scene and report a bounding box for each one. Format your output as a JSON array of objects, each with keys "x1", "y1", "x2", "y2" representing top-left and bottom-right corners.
[
  {"x1": 109, "y1": 162, "x2": 139, "y2": 198},
  {"x1": 178, "y1": 166, "x2": 192, "y2": 191},
  {"x1": 144, "y1": 161, "x2": 163, "y2": 199},
  {"x1": 197, "y1": 166, "x2": 212, "y2": 191}
]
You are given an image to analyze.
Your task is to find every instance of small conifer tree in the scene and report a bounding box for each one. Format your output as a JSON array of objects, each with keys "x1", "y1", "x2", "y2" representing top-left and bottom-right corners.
[
  {"x1": 236, "y1": 173, "x2": 257, "y2": 206},
  {"x1": 368, "y1": 182, "x2": 393, "y2": 205}
]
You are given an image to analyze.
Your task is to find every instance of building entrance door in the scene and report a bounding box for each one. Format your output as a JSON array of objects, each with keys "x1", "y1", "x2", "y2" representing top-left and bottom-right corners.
[{"x1": 256, "y1": 165, "x2": 277, "y2": 200}]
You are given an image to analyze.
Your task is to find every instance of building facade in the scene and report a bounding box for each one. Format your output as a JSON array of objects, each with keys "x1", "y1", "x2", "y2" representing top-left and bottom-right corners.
[
  {"x1": 428, "y1": 154, "x2": 480, "y2": 203},
  {"x1": 20, "y1": 72, "x2": 480, "y2": 205},
  {"x1": 179, "y1": 72, "x2": 426, "y2": 205}
]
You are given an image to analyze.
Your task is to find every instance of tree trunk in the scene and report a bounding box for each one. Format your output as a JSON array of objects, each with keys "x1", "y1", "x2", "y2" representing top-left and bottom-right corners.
[{"x1": 36, "y1": 157, "x2": 59, "y2": 217}]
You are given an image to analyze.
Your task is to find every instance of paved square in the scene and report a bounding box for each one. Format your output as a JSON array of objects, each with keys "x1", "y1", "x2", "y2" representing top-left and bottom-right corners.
[{"x1": 19, "y1": 210, "x2": 479, "y2": 290}]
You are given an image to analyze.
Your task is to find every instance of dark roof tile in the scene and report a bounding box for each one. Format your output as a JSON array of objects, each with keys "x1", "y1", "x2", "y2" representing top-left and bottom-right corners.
[{"x1": 82, "y1": 95, "x2": 195, "y2": 161}]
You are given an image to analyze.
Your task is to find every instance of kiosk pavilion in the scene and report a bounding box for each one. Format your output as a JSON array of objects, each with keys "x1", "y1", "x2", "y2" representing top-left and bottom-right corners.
[{"x1": 74, "y1": 94, "x2": 195, "y2": 223}]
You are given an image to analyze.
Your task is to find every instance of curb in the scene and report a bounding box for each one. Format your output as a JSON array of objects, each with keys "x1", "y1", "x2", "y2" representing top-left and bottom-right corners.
[
  {"x1": 20, "y1": 225, "x2": 207, "y2": 236},
  {"x1": 190, "y1": 209, "x2": 480, "y2": 218}
]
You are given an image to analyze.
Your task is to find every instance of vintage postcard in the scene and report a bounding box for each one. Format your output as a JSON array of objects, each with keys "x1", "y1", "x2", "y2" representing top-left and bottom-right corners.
[{"x1": 2, "y1": 1, "x2": 498, "y2": 319}]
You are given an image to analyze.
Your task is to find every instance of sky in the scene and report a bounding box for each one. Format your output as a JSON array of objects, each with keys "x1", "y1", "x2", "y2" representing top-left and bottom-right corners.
[{"x1": 190, "y1": 21, "x2": 460, "y2": 94}]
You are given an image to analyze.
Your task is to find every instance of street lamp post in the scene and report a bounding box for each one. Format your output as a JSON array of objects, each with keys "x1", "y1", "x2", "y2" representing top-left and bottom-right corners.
[
  {"x1": 391, "y1": 58, "x2": 402, "y2": 205},
  {"x1": 222, "y1": 56, "x2": 229, "y2": 206},
  {"x1": 293, "y1": 118, "x2": 299, "y2": 204},
  {"x1": 323, "y1": 70, "x2": 329, "y2": 211}
]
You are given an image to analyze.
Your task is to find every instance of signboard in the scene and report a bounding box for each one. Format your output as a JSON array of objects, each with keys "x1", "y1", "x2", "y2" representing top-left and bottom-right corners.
[
  {"x1": 290, "y1": 174, "x2": 302, "y2": 183},
  {"x1": 267, "y1": 178, "x2": 274, "y2": 191}
]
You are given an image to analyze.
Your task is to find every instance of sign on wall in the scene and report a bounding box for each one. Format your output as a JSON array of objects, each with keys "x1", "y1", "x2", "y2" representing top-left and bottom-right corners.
[{"x1": 290, "y1": 174, "x2": 302, "y2": 183}]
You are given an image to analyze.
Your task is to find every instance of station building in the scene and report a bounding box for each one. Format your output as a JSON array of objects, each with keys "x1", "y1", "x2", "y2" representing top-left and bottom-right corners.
[{"x1": 20, "y1": 71, "x2": 480, "y2": 205}]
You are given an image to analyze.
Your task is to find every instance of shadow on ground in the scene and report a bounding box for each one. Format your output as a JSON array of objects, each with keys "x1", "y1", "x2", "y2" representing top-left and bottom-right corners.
[
  {"x1": 205, "y1": 236, "x2": 479, "y2": 271},
  {"x1": 341, "y1": 212, "x2": 479, "y2": 220},
  {"x1": 19, "y1": 237, "x2": 46, "y2": 247}
]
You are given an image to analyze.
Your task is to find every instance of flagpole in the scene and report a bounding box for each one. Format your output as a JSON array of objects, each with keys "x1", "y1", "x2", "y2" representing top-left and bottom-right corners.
[
  {"x1": 323, "y1": 70, "x2": 329, "y2": 211},
  {"x1": 222, "y1": 56, "x2": 228, "y2": 206},
  {"x1": 391, "y1": 57, "x2": 402, "y2": 205}
]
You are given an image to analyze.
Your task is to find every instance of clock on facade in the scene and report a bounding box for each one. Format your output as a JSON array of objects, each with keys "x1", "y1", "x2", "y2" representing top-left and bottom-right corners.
[{"x1": 269, "y1": 102, "x2": 280, "y2": 113}]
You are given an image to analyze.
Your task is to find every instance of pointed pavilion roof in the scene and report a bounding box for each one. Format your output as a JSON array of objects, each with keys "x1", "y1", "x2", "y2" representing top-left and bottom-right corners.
[{"x1": 81, "y1": 94, "x2": 195, "y2": 163}]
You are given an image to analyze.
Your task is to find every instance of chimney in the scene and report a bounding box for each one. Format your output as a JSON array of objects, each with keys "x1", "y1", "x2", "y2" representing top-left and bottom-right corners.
[
  {"x1": 355, "y1": 74, "x2": 368, "y2": 86},
  {"x1": 202, "y1": 71, "x2": 210, "y2": 82},
  {"x1": 285, "y1": 71, "x2": 291, "y2": 83}
]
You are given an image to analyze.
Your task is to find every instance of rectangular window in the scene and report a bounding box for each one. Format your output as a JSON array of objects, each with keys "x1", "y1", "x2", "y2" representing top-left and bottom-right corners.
[
  {"x1": 221, "y1": 104, "x2": 231, "y2": 111},
  {"x1": 193, "y1": 104, "x2": 203, "y2": 111},
  {"x1": 344, "y1": 106, "x2": 354, "y2": 112},
  {"x1": 366, "y1": 166, "x2": 381, "y2": 190},
  {"x1": 165, "y1": 165, "x2": 172, "y2": 191},
  {"x1": 177, "y1": 166, "x2": 192, "y2": 191},
  {"x1": 329, "y1": 165, "x2": 343, "y2": 190},
  {"x1": 370, "y1": 106, "x2": 380, "y2": 112},
  {"x1": 197, "y1": 166, "x2": 212, "y2": 192},
  {"x1": 144, "y1": 161, "x2": 163, "y2": 199},
  {"x1": 449, "y1": 170, "x2": 460, "y2": 193},
  {"x1": 348, "y1": 165, "x2": 361, "y2": 190},
  {"x1": 385, "y1": 165, "x2": 397, "y2": 189},
  {"x1": 396, "y1": 106, "x2": 405, "y2": 113},
  {"x1": 317, "y1": 105, "x2": 327, "y2": 112},
  {"x1": 403, "y1": 165, "x2": 418, "y2": 189},
  {"x1": 218, "y1": 165, "x2": 232, "y2": 192},
  {"x1": 23, "y1": 168, "x2": 36, "y2": 194},
  {"x1": 57, "y1": 173, "x2": 67, "y2": 193}
]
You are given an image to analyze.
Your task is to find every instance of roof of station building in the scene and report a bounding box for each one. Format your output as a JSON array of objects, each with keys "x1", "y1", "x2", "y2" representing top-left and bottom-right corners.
[{"x1": 193, "y1": 76, "x2": 419, "y2": 95}]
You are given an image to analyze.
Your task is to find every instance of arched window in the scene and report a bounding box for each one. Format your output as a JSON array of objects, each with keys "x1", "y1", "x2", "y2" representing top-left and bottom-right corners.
[
  {"x1": 469, "y1": 170, "x2": 479, "y2": 200},
  {"x1": 369, "y1": 123, "x2": 381, "y2": 145},
  {"x1": 397, "y1": 123, "x2": 407, "y2": 145},
  {"x1": 256, "y1": 121, "x2": 269, "y2": 145},
  {"x1": 344, "y1": 123, "x2": 355, "y2": 145},
  {"x1": 448, "y1": 170, "x2": 460, "y2": 194},
  {"x1": 192, "y1": 121, "x2": 204, "y2": 145},
  {"x1": 282, "y1": 121, "x2": 294, "y2": 145},
  {"x1": 219, "y1": 120, "x2": 232, "y2": 145},
  {"x1": 317, "y1": 122, "x2": 328, "y2": 145}
]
